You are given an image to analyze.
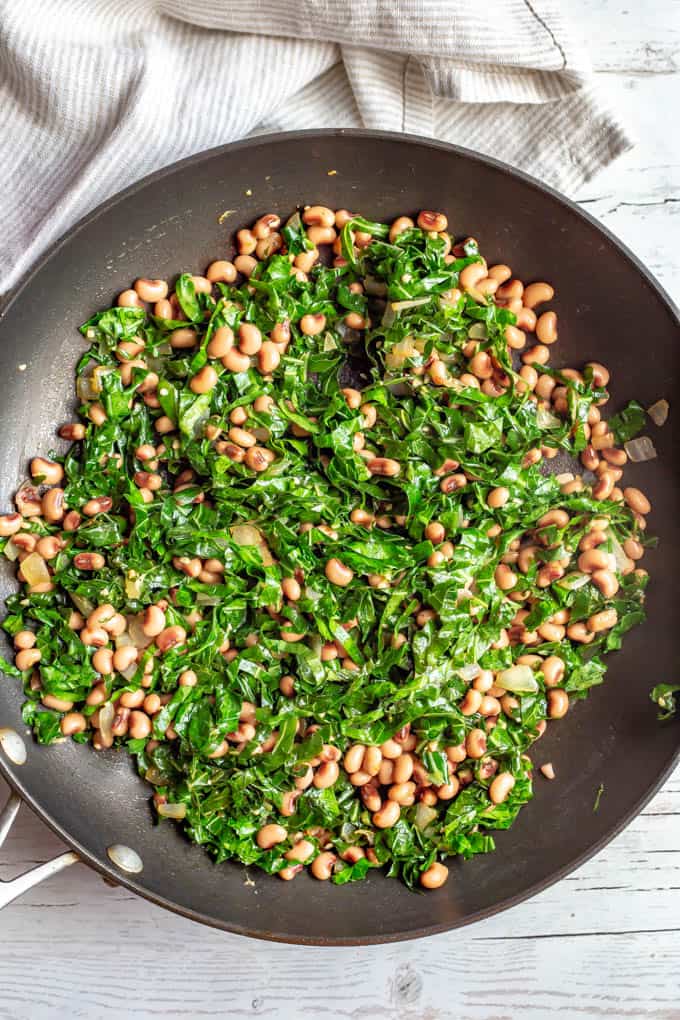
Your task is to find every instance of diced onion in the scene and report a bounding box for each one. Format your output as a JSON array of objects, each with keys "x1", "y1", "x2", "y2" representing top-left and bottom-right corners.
[
  {"x1": 76, "y1": 363, "x2": 112, "y2": 401},
  {"x1": 157, "y1": 802, "x2": 187, "y2": 820},
  {"x1": 458, "y1": 663, "x2": 480, "y2": 683},
  {"x1": 609, "y1": 533, "x2": 630, "y2": 574},
  {"x1": 414, "y1": 803, "x2": 438, "y2": 831},
  {"x1": 98, "y1": 702, "x2": 114, "y2": 745},
  {"x1": 145, "y1": 765, "x2": 165, "y2": 786},
  {"x1": 125, "y1": 571, "x2": 143, "y2": 599},
  {"x1": 71, "y1": 594, "x2": 94, "y2": 618},
  {"x1": 389, "y1": 297, "x2": 432, "y2": 313},
  {"x1": 3, "y1": 539, "x2": 20, "y2": 562},
  {"x1": 126, "y1": 615, "x2": 153, "y2": 649},
  {"x1": 624, "y1": 436, "x2": 657, "y2": 463},
  {"x1": 496, "y1": 665, "x2": 538, "y2": 694},
  {"x1": 196, "y1": 593, "x2": 222, "y2": 606},
  {"x1": 385, "y1": 337, "x2": 418, "y2": 371},
  {"x1": 647, "y1": 399, "x2": 669, "y2": 427},
  {"x1": 536, "y1": 406, "x2": 561, "y2": 429},
  {"x1": 467, "y1": 323, "x2": 487, "y2": 340},
  {"x1": 230, "y1": 524, "x2": 274, "y2": 566},
  {"x1": 107, "y1": 844, "x2": 144, "y2": 874},
  {"x1": 21, "y1": 552, "x2": 50, "y2": 587},
  {"x1": 0, "y1": 727, "x2": 28, "y2": 765},
  {"x1": 557, "y1": 571, "x2": 590, "y2": 590}
]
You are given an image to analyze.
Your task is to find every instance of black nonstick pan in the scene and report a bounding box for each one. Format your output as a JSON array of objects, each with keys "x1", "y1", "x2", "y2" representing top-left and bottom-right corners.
[{"x1": 0, "y1": 130, "x2": 678, "y2": 944}]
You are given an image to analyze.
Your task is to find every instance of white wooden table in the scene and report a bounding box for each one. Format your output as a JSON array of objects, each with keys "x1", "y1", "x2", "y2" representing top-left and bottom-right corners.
[{"x1": 1, "y1": 4, "x2": 679, "y2": 1017}]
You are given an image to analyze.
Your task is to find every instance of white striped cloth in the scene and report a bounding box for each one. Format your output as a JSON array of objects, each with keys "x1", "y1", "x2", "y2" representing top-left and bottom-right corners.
[{"x1": 0, "y1": 0, "x2": 630, "y2": 299}]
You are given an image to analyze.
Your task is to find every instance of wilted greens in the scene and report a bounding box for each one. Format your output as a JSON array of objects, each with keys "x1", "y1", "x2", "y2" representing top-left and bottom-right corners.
[{"x1": 0, "y1": 207, "x2": 653, "y2": 889}]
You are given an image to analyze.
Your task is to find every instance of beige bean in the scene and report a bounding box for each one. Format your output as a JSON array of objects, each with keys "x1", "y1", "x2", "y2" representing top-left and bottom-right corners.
[
  {"x1": 41, "y1": 488, "x2": 65, "y2": 524},
  {"x1": 325, "y1": 558, "x2": 354, "y2": 587},
  {"x1": 466, "y1": 728, "x2": 487, "y2": 759},
  {"x1": 460, "y1": 688, "x2": 483, "y2": 716},
  {"x1": 281, "y1": 577, "x2": 301, "y2": 602},
  {"x1": 15, "y1": 647, "x2": 41, "y2": 670},
  {"x1": 417, "y1": 210, "x2": 448, "y2": 232},
  {"x1": 40, "y1": 694, "x2": 73, "y2": 712},
  {"x1": 306, "y1": 225, "x2": 336, "y2": 245},
  {"x1": 285, "y1": 839, "x2": 315, "y2": 864},
  {"x1": 388, "y1": 781, "x2": 416, "y2": 805},
  {"x1": 380, "y1": 738, "x2": 402, "y2": 760},
  {"x1": 313, "y1": 761, "x2": 339, "y2": 788},
  {"x1": 489, "y1": 771, "x2": 516, "y2": 804},
  {"x1": 206, "y1": 260, "x2": 237, "y2": 284},
  {"x1": 234, "y1": 254, "x2": 258, "y2": 277},
  {"x1": 299, "y1": 313, "x2": 326, "y2": 336},
  {"x1": 303, "y1": 205, "x2": 335, "y2": 228},
  {"x1": 586, "y1": 361, "x2": 610, "y2": 387},
  {"x1": 14, "y1": 630, "x2": 36, "y2": 650},
  {"x1": 205, "y1": 327, "x2": 234, "y2": 360},
  {"x1": 362, "y1": 745, "x2": 382, "y2": 776},
  {"x1": 189, "y1": 365, "x2": 218, "y2": 395},
  {"x1": 623, "y1": 487, "x2": 651, "y2": 515},
  {"x1": 495, "y1": 563, "x2": 517, "y2": 591},
  {"x1": 372, "y1": 800, "x2": 401, "y2": 829},
  {"x1": 469, "y1": 351, "x2": 493, "y2": 379},
  {"x1": 588, "y1": 608, "x2": 618, "y2": 633},
  {"x1": 238, "y1": 323, "x2": 262, "y2": 356},
  {"x1": 365, "y1": 457, "x2": 400, "y2": 479},
  {"x1": 30, "y1": 457, "x2": 63, "y2": 485},
  {"x1": 156, "y1": 625, "x2": 186, "y2": 652},
  {"x1": 591, "y1": 569, "x2": 619, "y2": 598},
  {"x1": 547, "y1": 688, "x2": 569, "y2": 719},
  {"x1": 73, "y1": 552, "x2": 105, "y2": 570},
  {"x1": 487, "y1": 486, "x2": 510, "y2": 509},
  {"x1": 567, "y1": 621, "x2": 595, "y2": 644},
  {"x1": 393, "y1": 753, "x2": 414, "y2": 784},
  {"x1": 536, "y1": 311, "x2": 558, "y2": 344},
  {"x1": 343, "y1": 744, "x2": 366, "y2": 774},
  {"x1": 134, "y1": 278, "x2": 168, "y2": 303},
  {"x1": 127, "y1": 711, "x2": 151, "y2": 739},
  {"x1": 522, "y1": 282, "x2": 554, "y2": 309},
  {"x1": 258, "y1": 341, "x2": 281, "y2": 374},
  {"x1": 420, "y1": 862, "x2": 448, "y2": 889},
  {"x1": 113, "y1": 646, "x2": 138, "y2": 673},
  {"x1": 389, "y1": 216, "x2": 414, "y2": 241},
  {"x1": 117, "y1": 289, "x2": 143, "y2": 308},
  {"x1": 245, "y1": 446, "x2": 275, "y2": 472},
  {"x1": 577, "y1": 548, "x2": 610, "y2": 573},
  {"x1": 221, "y1": 347, "x2": 251, "y2": 373},
  {"x1": 0, "y1": 513, "x2": 23, "y2": 536},
  {"x1": 60, "y1": 712, "x2": 87, "y2": 736},
  {"x1": 311, "y1": 851, "x2": 336, "y2": 880},
  {"x1": 256, "y1": 823, "x2": 287, "y2": 849},
  {"x1": 227, "y1": 427, "x2": 256, "y2": 449},
  {"x1": 120, "y1": 688, "x2": 146, "y2": 709},
  {"x1": 169, "y1": 327, "x2": 198, "y2": 349}
]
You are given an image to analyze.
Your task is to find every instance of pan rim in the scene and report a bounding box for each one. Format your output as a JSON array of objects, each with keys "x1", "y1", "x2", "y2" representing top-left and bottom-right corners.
[{"x1": 0, "y1": 127, "x2": 678, "y2": 945}]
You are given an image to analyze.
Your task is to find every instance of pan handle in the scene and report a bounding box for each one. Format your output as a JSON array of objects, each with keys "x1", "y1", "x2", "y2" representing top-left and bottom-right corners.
[{"x1": 0, "y1": 791, "x2": 79, "y2": 909}]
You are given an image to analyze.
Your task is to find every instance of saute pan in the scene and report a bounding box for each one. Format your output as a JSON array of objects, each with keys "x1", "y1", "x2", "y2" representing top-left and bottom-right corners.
[{"x1": 0, "y1": 130, "x2": 678, "y2": 944}]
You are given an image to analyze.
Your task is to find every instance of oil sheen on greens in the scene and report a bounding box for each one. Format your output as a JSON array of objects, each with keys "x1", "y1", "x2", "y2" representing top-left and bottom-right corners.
[{"x1": 1, "y1": 213, "x2": 650, "y2": 888}]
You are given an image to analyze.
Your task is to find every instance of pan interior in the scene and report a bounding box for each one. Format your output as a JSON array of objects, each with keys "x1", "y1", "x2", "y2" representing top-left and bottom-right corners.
[{"x1": 0, "y1": 130, "x2": 678, "y2": 944}]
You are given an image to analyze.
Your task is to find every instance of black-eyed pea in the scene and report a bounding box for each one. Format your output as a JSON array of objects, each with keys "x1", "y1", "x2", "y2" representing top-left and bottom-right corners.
[{"x1": 310, "y1": 851, "x2": 337, "y2": 880}]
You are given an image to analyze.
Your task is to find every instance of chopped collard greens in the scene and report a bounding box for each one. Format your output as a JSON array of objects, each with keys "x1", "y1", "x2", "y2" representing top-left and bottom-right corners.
[
  {"x1": 650, "y1": 684, "x2": 680, "y2": 722},
  {"x1": 1, "y1": 206, "x2": 655, "y2": 890}
]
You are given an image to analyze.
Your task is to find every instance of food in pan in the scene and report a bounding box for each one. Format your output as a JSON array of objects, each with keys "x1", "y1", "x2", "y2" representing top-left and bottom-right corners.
[{"x1": 0, "y1": 206, "x2": 655, "y2": 889}]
